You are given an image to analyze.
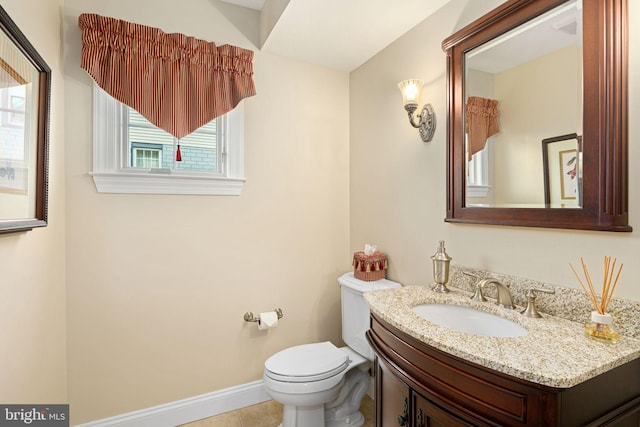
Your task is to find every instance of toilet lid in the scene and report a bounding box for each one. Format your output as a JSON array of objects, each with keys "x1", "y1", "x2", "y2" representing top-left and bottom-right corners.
[{"x1": 264, "y1": 342, "x2": 349, "y2": 382}]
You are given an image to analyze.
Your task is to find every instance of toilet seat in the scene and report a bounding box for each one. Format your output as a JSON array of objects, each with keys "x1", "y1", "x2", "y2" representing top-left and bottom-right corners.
[{"x1": 264, "y1": 341, "x2": 349, "y2": 383}]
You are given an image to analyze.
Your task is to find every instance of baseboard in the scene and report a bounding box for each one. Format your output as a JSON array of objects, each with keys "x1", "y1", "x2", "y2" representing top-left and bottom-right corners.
[{"x1": 75, "y1": 380, "x2": 270, "y2": 427}]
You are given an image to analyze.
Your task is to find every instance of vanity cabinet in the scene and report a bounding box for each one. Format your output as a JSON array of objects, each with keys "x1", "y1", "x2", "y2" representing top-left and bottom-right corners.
[
  {"x1": 377, "y1": 357, "x2": 472, "y2": 426},
  {"x1": 376, "y1": 358, "x2": 410, "y2": 426},
  {"x1": 367, "y1": 313, "x2": 640, "y2": 426}
]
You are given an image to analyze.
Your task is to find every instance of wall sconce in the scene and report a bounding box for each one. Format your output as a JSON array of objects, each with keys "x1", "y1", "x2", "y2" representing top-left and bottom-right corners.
[{"x1": 398, "y1": 79, "x2": 436, "y2": 142}]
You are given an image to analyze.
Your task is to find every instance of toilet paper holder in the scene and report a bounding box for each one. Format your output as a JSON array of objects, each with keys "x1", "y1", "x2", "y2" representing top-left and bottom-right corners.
[{"x1": 244, "y1": 308, "x2": 283, "y2": 324}]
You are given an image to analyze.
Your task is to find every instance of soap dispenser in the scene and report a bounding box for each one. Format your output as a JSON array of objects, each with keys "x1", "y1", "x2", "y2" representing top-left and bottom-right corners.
[{"x1": 431, "y1": 240, "x2": 452, "y2": 293}]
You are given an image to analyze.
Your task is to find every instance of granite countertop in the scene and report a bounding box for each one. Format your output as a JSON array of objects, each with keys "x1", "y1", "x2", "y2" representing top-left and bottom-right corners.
[{"x1": 365, "y1": 285, "x2": 640, "y2": 388}]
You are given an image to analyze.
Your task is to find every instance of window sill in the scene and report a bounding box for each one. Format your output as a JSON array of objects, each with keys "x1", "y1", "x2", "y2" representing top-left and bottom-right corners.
[
  {"x1": 90, "y1": 172, "x2": 245, "y2": 195},
  {"x1": 466, "y1": 185, "x2": 490, "y2": 198}
]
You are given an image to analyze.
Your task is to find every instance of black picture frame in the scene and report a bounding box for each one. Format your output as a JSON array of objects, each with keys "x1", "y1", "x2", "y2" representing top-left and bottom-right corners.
[
  {"x1": 542, "y1": 133, "x2": 581, "y2": 207},
  {"x1": 0, "y1": 5, "x2": 51, "y2": 234}
]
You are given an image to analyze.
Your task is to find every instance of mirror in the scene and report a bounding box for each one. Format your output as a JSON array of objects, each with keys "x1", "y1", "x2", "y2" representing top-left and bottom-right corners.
[
  {"x1": 465, "y1": 0, "x2": 582, "y2": 208},
  {"x1": 442, "y1": 0, "x2": 630, "y2": 231},
  {"x1": 0, "y1": 5, "x2": 50, "y2": 234}
]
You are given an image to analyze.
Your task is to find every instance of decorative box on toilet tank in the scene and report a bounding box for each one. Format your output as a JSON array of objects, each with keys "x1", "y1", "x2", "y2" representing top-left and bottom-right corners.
[{"x1": 352, "y1": 251, "x2": 388, "y2": 281}]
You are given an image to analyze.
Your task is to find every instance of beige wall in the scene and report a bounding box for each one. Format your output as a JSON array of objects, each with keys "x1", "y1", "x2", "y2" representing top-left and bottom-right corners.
[
  {"x1": 350, "y1": 0, "x2": 640, "y2": 301},
  {"x1": 63, "y1": 0, "x2": 350, "y2": 423},
  {"x1": 493, "y1": 45, "x2": 581, "y2": 205},
  {"x1": 0, "y1": 0, "x2": 67, "y2": 405},
  {"x1": 467, "y1": 45, "x2": 581, "y2": 206}
]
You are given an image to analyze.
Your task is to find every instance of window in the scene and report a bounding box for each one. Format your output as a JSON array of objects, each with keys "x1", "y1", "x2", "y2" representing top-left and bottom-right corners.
[
  {"x1": 466, "y1": 136, "x2": 490, "y2": 198},
  {"x1": 91, "y1": 85, "x2": 245, "y2": 195},
  {"x1": 1, "y1": 88, "x2": 26, "y2": 127},
  {"x1": 127, "y1": 108, "x2": 220, "y2": 173},
  {"x1": 0, "y1": 86, "x2": 28, "y2": 187},
  {"x1": 131, "y1": 143, "x2": 162, "y2": 168}
]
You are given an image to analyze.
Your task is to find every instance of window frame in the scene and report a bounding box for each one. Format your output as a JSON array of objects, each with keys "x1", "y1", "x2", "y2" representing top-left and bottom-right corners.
[
  {"x1": 90, "y1": 84, "x2": 245, "y2": 195},
  {"x1": 465, "y1": 135, "x2": 490, "y2": 198}
]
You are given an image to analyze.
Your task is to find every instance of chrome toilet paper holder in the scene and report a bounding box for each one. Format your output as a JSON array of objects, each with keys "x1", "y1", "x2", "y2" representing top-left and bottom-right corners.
[{"x1": 244, "y1": 308, "x2": 283, "y2": 324}]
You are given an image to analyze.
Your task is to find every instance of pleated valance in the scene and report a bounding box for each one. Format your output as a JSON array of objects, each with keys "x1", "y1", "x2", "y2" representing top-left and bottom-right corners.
[
  {"x1": 78, "y1": 13, "x2": 256, "y2": 139},
  {"x1": 0, "y1": 34, "x2": 30, "y2": 88},
  {"x1": 465, "y1": 96, "x2": 499, "y2": 160}
]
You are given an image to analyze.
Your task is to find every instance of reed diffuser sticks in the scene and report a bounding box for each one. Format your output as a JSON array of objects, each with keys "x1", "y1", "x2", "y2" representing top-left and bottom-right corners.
[
  {"x1": 569, "y1": 256, "x2": 623, "y2": 315},
  {"x1": 569, "y1": 256, "x2": 623, "y2": 343}
]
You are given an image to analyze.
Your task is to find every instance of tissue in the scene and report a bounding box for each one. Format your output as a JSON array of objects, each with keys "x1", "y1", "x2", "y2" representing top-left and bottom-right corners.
[
  {"x1": 257, "y1": 311, "x2": 279, "y2": 330},
  {"x1": 364, "y1": 244, "x2": 377, "y2": 256}
]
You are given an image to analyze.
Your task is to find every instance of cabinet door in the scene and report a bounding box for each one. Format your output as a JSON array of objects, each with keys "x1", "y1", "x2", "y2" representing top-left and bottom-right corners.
[
  {"x1": 376, "y1": 359, "x2": 411, "y2": 427},
  {"x1": 413, "y1": 392, "x2": 475, "y2": 427}
]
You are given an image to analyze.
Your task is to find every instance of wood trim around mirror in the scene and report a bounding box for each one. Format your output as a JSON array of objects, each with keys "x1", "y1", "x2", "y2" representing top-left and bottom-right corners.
[{"x1": 442, "y1": 0, "x2": 631, "y2": 232}]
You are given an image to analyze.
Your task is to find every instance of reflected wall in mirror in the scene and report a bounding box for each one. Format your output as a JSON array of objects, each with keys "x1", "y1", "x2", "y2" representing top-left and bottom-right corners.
[
  {"x1": 0, "y1": 5, "x2": 50, "y2": 234},
  {"x1": 442, "y1": 0, "x2": 630, "y2": 231}
]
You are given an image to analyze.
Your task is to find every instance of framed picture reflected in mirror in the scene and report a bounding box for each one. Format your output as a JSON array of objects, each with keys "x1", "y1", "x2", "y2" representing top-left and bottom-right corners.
[
  {"x1": 542, "y1": 133, "x2": 581, "y2": 208},
  {"x1": 0, "y1": 5, "x2": 51, "y2": 234}
]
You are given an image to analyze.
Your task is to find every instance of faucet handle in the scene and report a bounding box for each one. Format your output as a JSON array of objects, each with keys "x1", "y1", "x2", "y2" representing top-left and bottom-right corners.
[
  {"x1": 463, "y1": 271, "x2": 480, "y2": 280},
  {"x1": 463, "y1": 272, "x2": 488, "y2": 302},
  {"x1": 470, "y1": 285, "x2": 487, "y2": 302},
  {"x1": 521, "y1": 288, "x2": 555, "y2": 318},
  {"x1": 469, "y1": 276, "x2": 488, "y2": 302}
]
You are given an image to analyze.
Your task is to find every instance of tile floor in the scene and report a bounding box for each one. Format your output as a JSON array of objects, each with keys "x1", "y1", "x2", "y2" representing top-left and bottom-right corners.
[{"x1": 180, "y1": 395, "x2": 374, "y2": 427}]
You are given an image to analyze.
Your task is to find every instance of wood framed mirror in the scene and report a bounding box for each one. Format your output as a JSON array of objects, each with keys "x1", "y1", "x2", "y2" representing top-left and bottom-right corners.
[
  {"x1": 0, "y1": 5, "x2": 51, "y2": 234},
  {"x1": 442, "y1": 0, "x2": 630, "y2": 231}
]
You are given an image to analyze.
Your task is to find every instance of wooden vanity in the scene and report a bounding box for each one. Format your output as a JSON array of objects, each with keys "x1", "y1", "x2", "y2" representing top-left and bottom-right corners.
[
  {"x1": 363, "y1": 282, "x2": 640, "y2": 427},
  {"x1": 367, "y1": 313, "x2": 640, "y2": 426}
]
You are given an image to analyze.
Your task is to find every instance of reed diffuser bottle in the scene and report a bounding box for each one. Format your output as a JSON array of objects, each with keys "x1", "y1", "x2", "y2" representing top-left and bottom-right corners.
[
  {"x1": 584, "y1": 311, "x2": 620, "y2": 343},
  {"x1": 570, "y1": 256, "x2": 623, "y2": 344}
]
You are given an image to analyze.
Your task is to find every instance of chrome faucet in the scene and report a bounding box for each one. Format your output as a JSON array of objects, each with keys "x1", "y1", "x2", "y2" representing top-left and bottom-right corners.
[{"x1": 475, "y1": 279, "x2": 516, "y2": 309}]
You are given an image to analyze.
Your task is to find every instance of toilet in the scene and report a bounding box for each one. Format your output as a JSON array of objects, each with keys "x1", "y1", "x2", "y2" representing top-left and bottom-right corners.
[{"x1": 263, "y1": 272, "x2": 401, "y2": 427}]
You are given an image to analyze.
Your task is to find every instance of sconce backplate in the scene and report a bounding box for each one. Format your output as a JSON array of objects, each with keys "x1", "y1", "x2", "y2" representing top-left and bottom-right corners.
[{"x1": 417, "y1": 104, "x2": 436, "y2": 142}]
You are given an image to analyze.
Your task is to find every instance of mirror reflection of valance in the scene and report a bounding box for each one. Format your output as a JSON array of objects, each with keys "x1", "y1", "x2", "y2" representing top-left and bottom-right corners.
[
  {"x1": 0, "y1": 32, "x2": 30, "y2": 88},
  {"x1": 78, "y1": 13, "x2": 256, "y2": 139},
  {"x1": 465, "y1": 96, "x2": 499, "y2": 160}
]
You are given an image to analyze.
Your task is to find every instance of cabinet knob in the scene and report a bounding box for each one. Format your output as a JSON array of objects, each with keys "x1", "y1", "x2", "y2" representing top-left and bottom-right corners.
[{"x1": 397, "y1": 397, "x2": 409, "y2": 426}]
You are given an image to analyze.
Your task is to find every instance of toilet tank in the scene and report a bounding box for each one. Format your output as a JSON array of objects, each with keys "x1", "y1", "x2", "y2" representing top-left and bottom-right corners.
[{"x1": 338, "y1": 272, "x2": 401, "y2": 360}]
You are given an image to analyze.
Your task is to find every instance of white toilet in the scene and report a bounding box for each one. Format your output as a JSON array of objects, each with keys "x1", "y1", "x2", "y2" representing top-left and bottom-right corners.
[{"x1": 263, "y1": 272, "x2": 401, "y2": 427}]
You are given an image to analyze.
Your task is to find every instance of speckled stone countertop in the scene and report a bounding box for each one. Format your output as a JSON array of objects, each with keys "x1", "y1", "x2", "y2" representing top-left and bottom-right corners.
[{"x1": 364, "y1": 285, "x2": 640, "y2": 388}]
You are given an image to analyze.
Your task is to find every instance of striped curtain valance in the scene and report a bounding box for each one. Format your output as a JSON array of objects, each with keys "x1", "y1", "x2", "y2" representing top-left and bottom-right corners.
[
  {"x1": 78, "y1": 13, "x2": 256, "y2": 139},
  {"x1": 465, "y1": 96, "x2": 499, "y2": 161},
  {"x1": 0, "y1": 32, "x2": 31, "y2": 88}
]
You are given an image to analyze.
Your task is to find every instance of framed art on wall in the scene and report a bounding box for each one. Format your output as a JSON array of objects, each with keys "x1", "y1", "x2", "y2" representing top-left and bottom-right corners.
[
  {"x1": 542, "y1": 133, "x2": 581, "y2": 207},
  {"x1": 0, "y1": 5, "x2": 51, "y2": 233}
]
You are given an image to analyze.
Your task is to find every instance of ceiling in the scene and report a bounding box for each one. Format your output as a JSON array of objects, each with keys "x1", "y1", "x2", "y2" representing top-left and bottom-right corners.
[
  {"x1": 466, "y1": 0, "x2": 581, "y2": 74},
  {"x1": 220, "y1": 0, "x2": 452, "y2": 71},
  {"x1": 221, "y1": 0, "x2": 265, "y2": 10}
]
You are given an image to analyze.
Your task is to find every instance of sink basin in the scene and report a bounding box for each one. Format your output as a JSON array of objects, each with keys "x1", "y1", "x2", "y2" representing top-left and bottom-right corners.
[{"x1": 412, "y1": 304, "x2": 528, "y2": 337}]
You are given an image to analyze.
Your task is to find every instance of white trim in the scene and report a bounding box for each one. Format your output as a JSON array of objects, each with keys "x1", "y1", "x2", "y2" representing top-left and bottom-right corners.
[
  {"x1": 89, "y1": 172, "x2": 245, "y2": 195},
  {"x1": 466, "y1": 184, "x2": 491, "y2": 198},
  {"x1": 91, "y1": 85, "x2": 245, "y2": 195},
  {"x1": 75, "y1": 380, "x2": 270, "y2": 427},
  {"x1": 466, "y1": 136, "x2": 490, "y2": 198}
]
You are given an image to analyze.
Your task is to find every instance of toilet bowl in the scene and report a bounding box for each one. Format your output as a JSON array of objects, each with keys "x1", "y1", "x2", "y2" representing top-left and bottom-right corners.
[
  {"x1": 262, "y1": 273, "x2": 401, "y2": 427},
  {"x1": 263, "y1": 342, "x2": 369, "y2": 427}
]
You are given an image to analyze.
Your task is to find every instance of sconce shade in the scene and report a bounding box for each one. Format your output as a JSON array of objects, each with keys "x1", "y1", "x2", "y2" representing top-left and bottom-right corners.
[
  {"x1": 397, "y1": 79, "x2": 435, "y2": 142},
  {"x1": 398, "y1": 79, "x2": 424, "y2": 107}
]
